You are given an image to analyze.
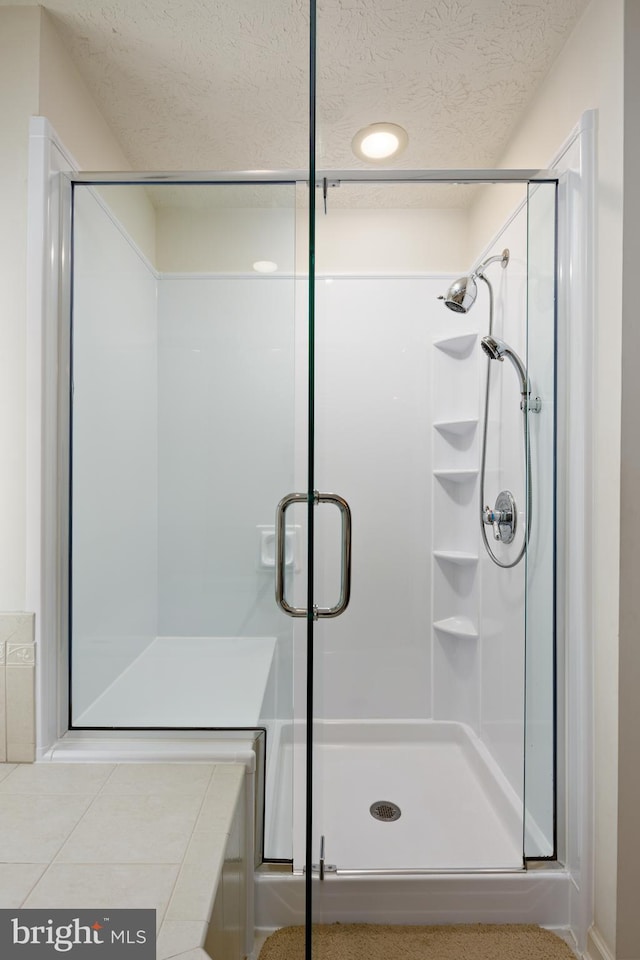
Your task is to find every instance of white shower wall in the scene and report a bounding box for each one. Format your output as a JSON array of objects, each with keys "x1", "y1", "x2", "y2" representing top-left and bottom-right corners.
[
  {"x1": 313, "y1": 278, "x2": 433, "y2": 719},
  {"x1": 156, "y1": 277, "x2": 295, "y2": 638},
  {"x1": 156, "y1": 276, "x2": 297, "y2": 726},
  {"x1": 475, "y1": 235, "x2": 528, "y2": 802},
  {"x1": 72, "y1": 193, "x2": 299, "y2": 727},
  {"x1": 71, "y1": 188, "x2": 158, "y2": 718},
  {"x1": 466, "y1": 187, "x2": 555, "y2": 849}
]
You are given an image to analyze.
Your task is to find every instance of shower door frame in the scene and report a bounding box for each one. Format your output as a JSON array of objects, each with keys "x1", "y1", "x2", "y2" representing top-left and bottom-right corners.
[{"x1": 54, "y1": 166, "x2": 559, "y2": 873}]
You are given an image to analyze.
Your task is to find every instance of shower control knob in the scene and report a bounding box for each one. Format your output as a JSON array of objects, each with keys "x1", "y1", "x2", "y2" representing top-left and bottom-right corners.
[
  {"x1": 482, "y1": 491, "x2": 517, "y2": 545},
  {"x1": 493, "y1": 517, "x2": 506, "y2": 541}
]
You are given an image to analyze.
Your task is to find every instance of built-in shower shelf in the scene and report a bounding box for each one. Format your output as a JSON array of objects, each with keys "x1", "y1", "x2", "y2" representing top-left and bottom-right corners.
[
  {"x1": 434, "y1": 418, "x2": 478, "y2": 438},
  {"x1": 433, "y1": 333, "x2": 477, "y2": 358},
  {"x1": 433, "y1": 617, "x2": 479, "y2": 640},
  {"x1": 433, "y1": 550, "x2": 479, "y2": 566},
  {"x1": 434, "y1": 468, "x2": 478, "y2": 484}
]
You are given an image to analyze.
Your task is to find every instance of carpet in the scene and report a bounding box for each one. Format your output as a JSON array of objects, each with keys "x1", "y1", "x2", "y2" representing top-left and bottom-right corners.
[{"x1": 258, "y1": 923, "x2": 577, "y2": 960}]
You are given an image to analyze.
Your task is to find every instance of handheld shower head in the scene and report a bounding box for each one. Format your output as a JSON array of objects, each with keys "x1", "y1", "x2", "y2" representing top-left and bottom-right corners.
[
  {"x1": 481, "y1": 335, "x2": 530, "y2": 395},
  {"x1": 480, "y1": 334, "x2": 506, "y2": 361}
]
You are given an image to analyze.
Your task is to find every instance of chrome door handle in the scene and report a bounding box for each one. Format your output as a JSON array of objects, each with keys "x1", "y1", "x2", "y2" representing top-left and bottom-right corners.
[
  {"x1": 315, "y1": 492, "x2": 352, "y2": 619},
  {"x1": 275, "y1": 491, "x2": 352, "y2": 619},
  {"x1": 275, "y1": 492, "x2": 307, "y2": 617}
]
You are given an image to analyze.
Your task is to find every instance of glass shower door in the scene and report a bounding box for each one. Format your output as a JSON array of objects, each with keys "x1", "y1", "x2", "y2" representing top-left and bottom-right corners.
[
  {"x1": 307, "y1": 180, "x2": 529, "y2": 884},
  {"x1": 305, "y1": 175, "x2": 558, "y2": 940},
  {"x1": 69, "y1": 179, "x2": 301, "y2": 860}
]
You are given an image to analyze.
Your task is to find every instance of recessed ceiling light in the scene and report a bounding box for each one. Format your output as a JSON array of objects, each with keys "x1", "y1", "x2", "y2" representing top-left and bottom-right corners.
[
  {"x1": 253, "y1": 260, "x2": 278, "y2": 273},
  {"x1": 352, "y1": 123, "x2": 409, "y2": 161}
]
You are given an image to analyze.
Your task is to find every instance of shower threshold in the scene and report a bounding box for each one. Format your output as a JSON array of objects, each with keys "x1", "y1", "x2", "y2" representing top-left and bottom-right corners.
[{"x1": 255, "y1": 866, "x2": 572, "y2": 929}]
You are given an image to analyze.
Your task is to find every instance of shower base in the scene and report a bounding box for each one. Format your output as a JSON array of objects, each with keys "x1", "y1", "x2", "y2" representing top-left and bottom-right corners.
[
  {"x1": 258, "y1": 720, "x2": 570, "y2": 930},
  {"x1": 267, "y1": 720, "x2": 525, "y2": 872}
]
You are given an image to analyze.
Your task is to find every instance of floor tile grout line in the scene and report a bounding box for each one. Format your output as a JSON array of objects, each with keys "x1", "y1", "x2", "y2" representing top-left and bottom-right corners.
[
  {"x1": 18, "y1": 863, "x2": 51, "y2": 909},
  {"x1": 22, "y1": 860, "x2": 190, "y2": 866},
  {"x1": 95, "y1": 761, "x2": 218, "y2": 799},
  {"x1": 45, "y1": 775, "x2": 121, "y2": 870},
  {"x1": 159, "y1": 762, "x2": 220, "y2": 928},
  {"x1": 14, "y1": 780, "x2": 107, "y2": 907},
  {"x1": 6, "y1": 762, "x2": 226, "y2": 916},
  {"x1": 0, "y1": 762, "x2": 118, "y2": 797},
  {"x1": 0, "y1": 764, "x2": 22, "y2": 787},
  {"x1": 17, "y1": 863, "x2": 183, "y2": 931},
  {"x1": 50, "y1": 760, "x2": 217, "y2": 868},
  {"x1": 18, "y1": 859, "x2": 186, "y2": 914},
  {"x1": 96, "y1": 762, "x2": 121, "y2": 794}
]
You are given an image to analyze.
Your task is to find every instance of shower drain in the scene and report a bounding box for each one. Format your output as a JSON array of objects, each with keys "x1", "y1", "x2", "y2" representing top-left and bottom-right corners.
[{"x1": 370, "y1": 800, "x2": 401, "y2": 822}]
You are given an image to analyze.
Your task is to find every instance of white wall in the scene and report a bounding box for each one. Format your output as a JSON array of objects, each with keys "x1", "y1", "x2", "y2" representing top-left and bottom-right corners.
[
  {"x1": 312, "y1": 277, "x2": 433, "y2": 720},
  {"x1": 314, "y1": 207, "x2": 469, "y2": 276},
  {"x1": 156, "y1": 203, "x2": 469, "y2": 276},
  {"x1": 0, "y1": 8, "x2": 40, "y2": 610},
  {"x1": 71, "y1": 188, "x2": 158, "y2": 718},
  {"x1": 156, "y1": 204, "x2": 296, "y2": 274},
  {"x1": 156, "y1": 277, "x2": 296, "y2": 647},
  {"x1": 616, "y1": 6, "x2": 640, "y2": 956}
]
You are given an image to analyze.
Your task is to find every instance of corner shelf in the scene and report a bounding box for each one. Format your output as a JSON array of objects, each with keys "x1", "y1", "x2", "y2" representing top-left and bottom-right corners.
[
  {"x1": 434, "y1": 468, "x2": 478, "y2": 484},
  {"x1": 433, "y1": 617, "x2": 479, "y2": 640},
  {"x1": 433, "y1": 333, "x2": 477, "y2": 358},
  {"x1": 434, "y1": 418, "x2": 478, "y2": 439},
  {"x1": 433, "y1": 550, "x2": 479, "y2": 566}
]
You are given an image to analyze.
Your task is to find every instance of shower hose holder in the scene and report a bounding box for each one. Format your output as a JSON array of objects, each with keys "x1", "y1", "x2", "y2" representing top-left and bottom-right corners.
[{"x1": 520, "y1": 394, "x2": 542, "y2": 413}]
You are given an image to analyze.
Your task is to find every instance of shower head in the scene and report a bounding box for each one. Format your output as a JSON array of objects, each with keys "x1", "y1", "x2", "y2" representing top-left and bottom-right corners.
[
  {"x1": 481, "y1": 335, "x2": 530, "y2": 395},
  {"x1": 438, "y1": 275, "x2": 478, "y2": 314},
  {"x1": 438, "y1": 249, "x2": 509, "y2": 313},
  {"x1": 480, "y1": 334, "x2": 506, "y2": 361}
]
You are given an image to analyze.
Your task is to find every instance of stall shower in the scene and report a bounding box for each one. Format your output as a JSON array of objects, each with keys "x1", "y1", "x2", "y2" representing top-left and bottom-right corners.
[{"x1": 65, "y1": 174, "x2": 556, "y2": 891}]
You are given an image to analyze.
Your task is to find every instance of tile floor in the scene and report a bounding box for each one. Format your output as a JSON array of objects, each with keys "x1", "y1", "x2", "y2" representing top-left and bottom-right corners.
[{"x1": 0, "y1": 761, "x2": 245, "y2": 960}]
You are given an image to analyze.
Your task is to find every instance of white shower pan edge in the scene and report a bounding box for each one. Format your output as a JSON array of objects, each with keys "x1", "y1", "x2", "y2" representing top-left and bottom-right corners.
[{"x1": 254, "y1": 867, "x2": 571, "y2": 928}]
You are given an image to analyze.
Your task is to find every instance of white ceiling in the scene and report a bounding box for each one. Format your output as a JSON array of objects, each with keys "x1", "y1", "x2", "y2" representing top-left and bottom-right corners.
[{"x1": 4, "y1": 0, "x2": 589, "y2": 197}]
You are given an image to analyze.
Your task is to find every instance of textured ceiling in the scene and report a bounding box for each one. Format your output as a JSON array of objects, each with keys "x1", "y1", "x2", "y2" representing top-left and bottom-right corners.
[{"x1": 3, "y1": 0, "x2": 590, "y2": 203}]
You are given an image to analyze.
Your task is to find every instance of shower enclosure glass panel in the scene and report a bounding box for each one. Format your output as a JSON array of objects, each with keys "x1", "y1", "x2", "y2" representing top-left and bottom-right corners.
[
  {"x1": 307, "y1": 177, "x2": 557, "y2": 945},
  {"x1": 524, "y1": 181, "x2": 557, "y2": 857},
  {"x1": 69, "y1": 181, "x2": 299, "y2": 860},
  {"x1": 308, "y1": 180, "x2": 530, "y2": 883}
]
